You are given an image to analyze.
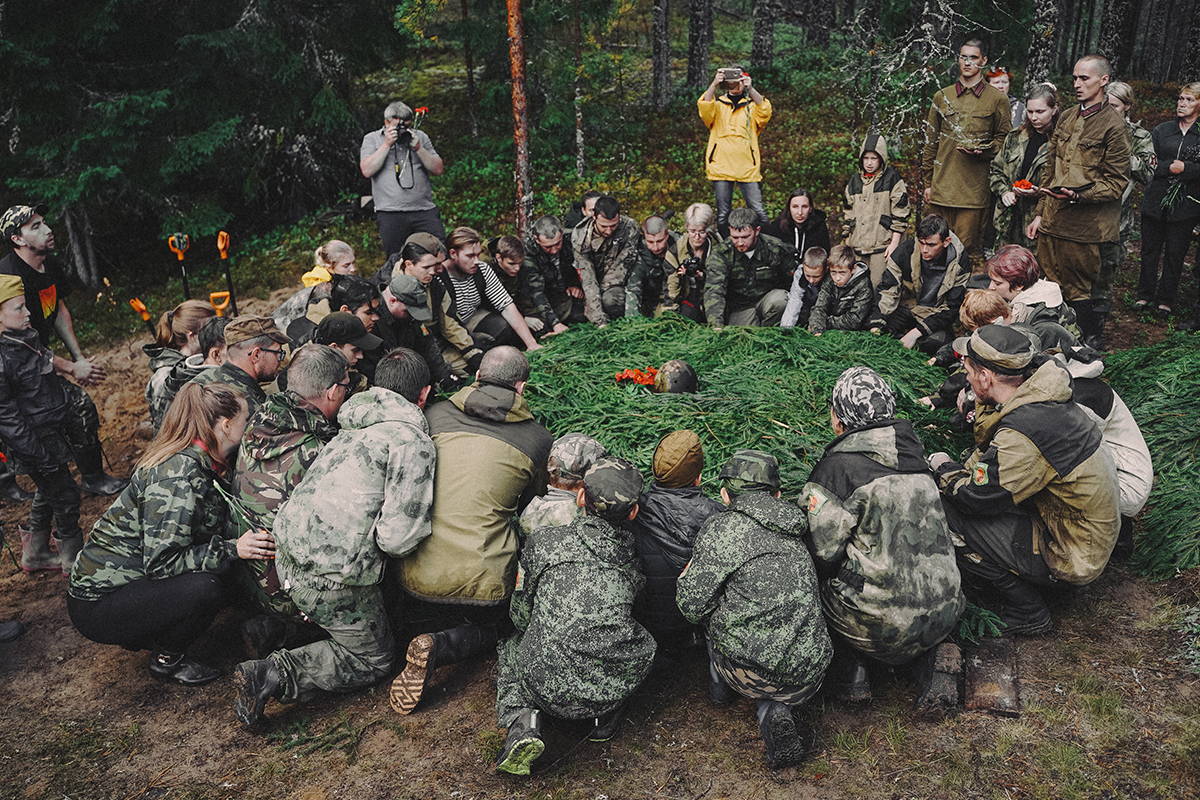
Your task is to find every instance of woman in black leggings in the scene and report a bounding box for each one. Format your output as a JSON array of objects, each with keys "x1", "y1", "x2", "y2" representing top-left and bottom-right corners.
[{"x1": 67, "y1": 383, "x2": 275, "y2": 685}]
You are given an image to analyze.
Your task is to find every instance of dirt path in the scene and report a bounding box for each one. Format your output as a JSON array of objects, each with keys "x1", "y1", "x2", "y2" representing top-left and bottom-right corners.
[{"x1": 2, "y1": 284, "x2": 1198, "y2": 800}]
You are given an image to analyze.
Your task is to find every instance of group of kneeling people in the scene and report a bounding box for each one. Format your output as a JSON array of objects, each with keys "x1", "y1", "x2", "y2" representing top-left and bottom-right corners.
[{"x1": 56, "y1": 300, "x2": 1144, "y2": 772}]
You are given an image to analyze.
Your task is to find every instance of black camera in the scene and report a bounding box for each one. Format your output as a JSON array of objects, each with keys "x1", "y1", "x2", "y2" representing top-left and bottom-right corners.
[
  {"x1": 397, "y1": 129, "x2": 413, "y2": 149},
  {"x1": 680, "y1": 256, "x2": 704, "y2": 278}
]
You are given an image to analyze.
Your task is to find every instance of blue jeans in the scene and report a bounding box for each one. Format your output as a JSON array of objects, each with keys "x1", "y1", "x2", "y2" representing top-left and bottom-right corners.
[{"x1": 713, "y1": 181, "x2": 769, "y2": 232}]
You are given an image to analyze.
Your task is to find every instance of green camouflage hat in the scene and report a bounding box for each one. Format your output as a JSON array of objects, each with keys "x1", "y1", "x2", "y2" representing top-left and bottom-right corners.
[
  {"x1": 583, "y1": 456, "x2": 644, "y2": 522},
  {"x1": 549, "y1": 432, "x2": 608, "y2": 483},
  {"x1": 718, "y1": 449, "x2": 780, "y2": 496},
  {"x1": 831, "y1": 366, "x2": 895, "y2": 432}
]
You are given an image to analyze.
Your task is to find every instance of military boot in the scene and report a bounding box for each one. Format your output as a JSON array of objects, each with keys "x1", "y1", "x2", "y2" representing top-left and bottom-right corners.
[
  {"x1": 234, "y1": 658, "x2": 283, "y2": 729},
  {"x1": 55, "y1": 534, "x2": 83, "y2": 576},
  {"x1": 589, "y1": 698, "x2": 629, "y2": 743},
  {"x1": 756, "y1": 700, "x2": 809, "y2": 768},
  {"x1": 994, "y1": 572, "x2": 1052, "y2": 636},
  {"x1": 495, "y1": 709, "x2": 544, "y2": 776},
  {"x1": 827, "y1": 648, "x2": 872, "y2": 702},
  {"x1": 390, "y1": 624, "x2": 498, "y2": 715},
  {"x1": 19, "y1": 526, "x2": 59, "y2": 573},
  {"x1": 76, "y1": 443, "x2": 128, "y2": 496}
]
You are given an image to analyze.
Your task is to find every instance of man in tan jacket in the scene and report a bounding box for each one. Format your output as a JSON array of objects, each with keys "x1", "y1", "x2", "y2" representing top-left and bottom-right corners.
[{"x1": 922, "y1": 38, "x2": 1011, "y2": 266}]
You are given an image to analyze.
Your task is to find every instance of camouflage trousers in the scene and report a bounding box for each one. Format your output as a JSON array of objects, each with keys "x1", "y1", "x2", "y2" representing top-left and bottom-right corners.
[
  {"x1": 268, "y1": 583, "x2": 395, "y2": 703},
  {"x1": 494, "y1": 633, "x2": 625, "y2": 729},
  {"x1": 727, "y1": 289, "x2": 788, "y2": 327},
  {"x1": 708, "y1": 640, "x2": 823, "y2": 706}
]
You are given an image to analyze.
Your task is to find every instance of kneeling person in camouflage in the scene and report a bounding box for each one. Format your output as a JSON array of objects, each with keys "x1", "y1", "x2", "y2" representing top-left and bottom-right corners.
[
  {"x1": 494, "y1": 457, "x2": 656, "y2": 776},
  {"x1": 233, "y1": 349, "x2": 437, "y2": 729},
  {"x1": 677, "y1": 450, "x2": 833, "y2": 769}
]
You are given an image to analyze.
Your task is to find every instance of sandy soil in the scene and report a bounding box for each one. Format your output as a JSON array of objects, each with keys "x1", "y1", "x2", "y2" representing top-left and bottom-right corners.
[{"x1": 1, "y1": 281, "x2": 1199, "y2": 800}]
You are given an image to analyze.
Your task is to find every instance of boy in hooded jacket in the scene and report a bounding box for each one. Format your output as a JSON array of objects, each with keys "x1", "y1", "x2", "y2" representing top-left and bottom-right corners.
[
  {"x1": 808, "y1": 245, "x2": 875, "y2": 335},
  {"x1": 844, "y1": 134, "x2": 910, "y2": 288}
]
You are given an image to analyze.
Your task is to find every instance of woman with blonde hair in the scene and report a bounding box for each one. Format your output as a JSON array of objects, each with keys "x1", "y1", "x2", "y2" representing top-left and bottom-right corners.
[
  {"x1": 144, "y1": 300, "x2": 216, "y2": 430},
  {"x1": 67, "y1": 383, "x2": 275, "y2": 686},
  {"x1": 272, "y1": 240, "x2": 358, "y2": 331}
]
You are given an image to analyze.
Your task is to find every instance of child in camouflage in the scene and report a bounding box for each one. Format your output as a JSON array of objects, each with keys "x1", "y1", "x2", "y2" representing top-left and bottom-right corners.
[
  {"x1": 677, "y1": 449, "x2": 833, "y2": 769},
  {"x1": 518, "y1": 432, "x2": 607, "y2": 536},
  {"x1": 0, "y1": 274, "x2": 84, "y2": 575},
  {"x1": 494, "y1": 456, "x2": 656, "y2": 776}
]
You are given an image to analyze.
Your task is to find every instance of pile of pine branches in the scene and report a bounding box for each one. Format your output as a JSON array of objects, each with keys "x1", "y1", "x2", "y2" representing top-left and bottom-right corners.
[{"x1": 1105, "y1": 333, "x2": 1200, "y2": 580}]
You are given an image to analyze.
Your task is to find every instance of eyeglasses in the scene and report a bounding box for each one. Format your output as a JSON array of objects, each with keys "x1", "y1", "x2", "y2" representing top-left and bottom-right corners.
[
  {"x1": 958, "y1": 54, "x2": 980, "y2": 63},
  {"x1": 331, "y1": 377, "x2": 352, "y2": 391},
  {"x1": 260, "y1": 347, "x2": 285, "y2": 360}
]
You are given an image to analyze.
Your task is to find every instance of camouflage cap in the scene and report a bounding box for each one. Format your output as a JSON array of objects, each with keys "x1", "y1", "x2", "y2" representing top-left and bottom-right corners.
[
  {"x1": 404, "y1": 231, "x2": 446, "y2": 257},
  {"x1": 1, "y1": 203, "x2": 48, "y2": 244},
  {"x1": 952, "y1": 324, "x2": 1036, "y2": 376},
  {"x1": 831, "y1": 366, "x2": 896, "y2": 432},
  {"x1": 388, "y1": 273, "x2": 433, "y2": 322},
  {"x1": 549, "y1": 432, "x2": 608, "y2": 483},
  {"x1": 652, "y1": 429, "x2": 704, "y2": 488},
  {"x1": 718, "y1": 449, "x2": 780, "y2": 496},
  {"x1": 224, "y1": 315, "x2": 292, "y2": 348},
  {"x1": 583, "y1": 456, "x2": 644, "y2": 522},
  {"x1": 0, "y1": 274, "x2": 24, "y2": 306}
]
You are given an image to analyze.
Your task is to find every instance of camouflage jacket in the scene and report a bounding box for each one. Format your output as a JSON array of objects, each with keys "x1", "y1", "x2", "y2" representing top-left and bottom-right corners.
[
  {"x1": 1121, "y1": 121, "x2": 1155, "y2": 241},
  {"x1": 625, "y1": 233, "x2": 681, "y2": 318},
  {"x1": 189, "y1": 361, "x2": 268, "y2": 416},
  {"x1": 143, "y1": 345, "x2": 186, "y2": 432},
  {"x1": 935, "y1": 361, "x2": 1119, "y2": 585},
  {"x1": 274, "y1": 387, "x2": 436, "y2": 592},
  {"x1": 508, "y1": 515, "x2": 656, "y2": 710},
  {"x1": 808, "y1": 266, "x2": 875, "y2": 334},
  {"x1": 68, "y1": 445, "x2": 238, "y2": 602},
  {"x1": 230, "y1": 390, "x2": 339, "y2": 535},
  {"x1": 871, "y1": 232, "x2": 969, "y2": 336},
  {"x1": 159, "y1": 355, "x2": 218, "y2": 431},
  {"x1": 519, "y1": 486, "x2": 582, "y2": 537},
  {"x1": 803, "y1": 419, "x2": 964, "y2": 664},
  {"x1": 989, "y1": 127, "x2": 1050, "y2": 249},
  {"x1": 703, "y1": 233, "x2": 795, "y2": 324},
  {"x1": 522, "y1": 234, "x2": 583, "y2": 325},
  {"x1": 677, "y1": 492, "x2": 833, "y2": 688},
  {"x1": 571, "y1": 215, "x2": 641, "y2": 325}
]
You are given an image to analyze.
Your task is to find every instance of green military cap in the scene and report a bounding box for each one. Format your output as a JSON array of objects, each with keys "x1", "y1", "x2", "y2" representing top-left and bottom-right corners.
[
  {"x1": 583, "y1": 456, "x2": 644, "y2": 522},
  {"x1": 549, "y1": 432, "x2": 608, "y2": 483},
  {"x1": 225, "y1": 315, "x2": 292, "y2": 348},
  {"x1": 831, "y1": 366, "x2": 895, "y2": 432},
  {"x1": 719, "y1": 448, "x2": 780, "y2": 496},
  {"x1": 953, "y1": 324, "x2": 1037, "y2": 376}
]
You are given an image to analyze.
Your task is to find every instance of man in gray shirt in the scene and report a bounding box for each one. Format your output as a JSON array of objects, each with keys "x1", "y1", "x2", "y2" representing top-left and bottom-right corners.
[{"x1": 359, "y1": 101, "x2": 446, "y2": 257}]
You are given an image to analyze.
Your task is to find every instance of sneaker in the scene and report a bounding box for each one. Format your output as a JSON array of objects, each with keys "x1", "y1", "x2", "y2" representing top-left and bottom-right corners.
[
  {"x1": 234, "y1": 659, "x2": 282, "y2": 729},
  {"x1": 148, "y1": 650, "x2": 221, "y2": 686},
  {"x1": 495, "y1": 709, "x2": 544, "y2": 776}
]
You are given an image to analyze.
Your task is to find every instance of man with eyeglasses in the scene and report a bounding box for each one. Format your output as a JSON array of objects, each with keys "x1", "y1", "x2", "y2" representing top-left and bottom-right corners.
[
  {"x1": 228, "y1": 344, "x2": 353, "y2": 659},
  {"x1": 360, "y1": 101, "x2": 446, "y2": 258},
  {"x1": 188, "y1": 315, "x2": 290, "y2": 416},
  {"x1": 922, "y1": 38, "x2": 1011, "y2": 268}
]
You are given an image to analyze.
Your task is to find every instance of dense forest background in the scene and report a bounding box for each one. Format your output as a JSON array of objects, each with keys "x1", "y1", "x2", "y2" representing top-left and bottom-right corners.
[{"x1": 1, "y1": 0, "x2": 1196, "y2": 309}]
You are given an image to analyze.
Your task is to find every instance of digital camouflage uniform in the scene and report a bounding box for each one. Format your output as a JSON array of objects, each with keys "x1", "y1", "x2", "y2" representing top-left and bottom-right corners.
[
  {"x1": 228, "y1": 390, "x2": 340, "y2": 618},
  {"x1": 678, "y1": 487, "x2": 832, "y2": 701},
  {"x1": 268, "y1": 387, "x2": 436, "y2": 702},
  {"x1": 988, "y1": 128, "x2": 1050, "y2": 249},
  {"x1": 69, "y1": 446, "x2": 237, "y2": 601},
  {"x1": 522, "y1": 232, "x2": 583, "y2": 328},
  {"x1": 803, "y1": 415, "x2": 964, "y2": 665},
  {"x1": 703, "y1": 233, "x2": 796, "y2": 326},
  {"x1": 519, "y1": 487, "x2": 582, "y2": 536},
  {"x1": 496, "y1": 460, "x2": 655, "y2": 728},
  {"x1": 519, "y1": 433, "x2": 607, "y2": 536},
  {"x1": 571, "y1": 215, "x2": 641, "y2": 325}
]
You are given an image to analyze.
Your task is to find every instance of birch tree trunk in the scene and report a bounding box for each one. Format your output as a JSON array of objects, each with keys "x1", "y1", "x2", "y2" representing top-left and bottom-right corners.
[
  {"x1": 574, "y1": 0, "x2": 585, "y2": 178},
  {"x1": 507, "y1": 0, "x2": 532, "y2": 237},
  {"x1": 1025, "y1": 0, "x2": 1061, "y2": 95},
  {"x1": 652, "y1": 0, "x2": 672, "y2": 110}
]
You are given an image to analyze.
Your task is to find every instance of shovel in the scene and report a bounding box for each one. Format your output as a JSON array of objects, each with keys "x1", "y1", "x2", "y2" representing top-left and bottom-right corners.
[
  {"x1": 216, "y1": 231, "x2": 239, "y2": 316},
  {"x1": 168, "y1": 233, "x2": 191, "y2": 299}
]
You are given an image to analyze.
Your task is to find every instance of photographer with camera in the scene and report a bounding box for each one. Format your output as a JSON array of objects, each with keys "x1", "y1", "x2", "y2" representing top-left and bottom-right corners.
[
  {"x1": 699, "y1": 66, "x2": 772, "y2": 236},
  {"x1": 360, "y1": 101, "x2": 446, "y2": 258}
]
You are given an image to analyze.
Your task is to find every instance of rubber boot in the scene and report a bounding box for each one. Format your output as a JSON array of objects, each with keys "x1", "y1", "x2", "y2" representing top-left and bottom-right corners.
[
  {"x1": 390, "y1": 624, "x2": 499, "y2": 715},
  {"x1": 55, "y1": 533, "x2": 84, "y2": 576},
  {"x1": 993, "y1": 571, "x2": 1052, "y2": 636},
  {"x1": 495, "y1": 708, "x2": 544, "y2": 776},
  {"x1": 0, "y1": 466, "x2": 34, "y2": 503},
  {"x1": 19, "y1": 527, "x2": 60, "y2": 573},
  {"x1": 1068, "y1": 301, "x2": 1099, "y2": 350},
  {"x1": 234, "y1": 658, "x2": 283, "y2": 729},
  {"x1": 76, "y1": 442, "x2": 128, "y2": 497},
  {"x1": 1086, "y1": 310, "x2": 1108, "y2": 351}
]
